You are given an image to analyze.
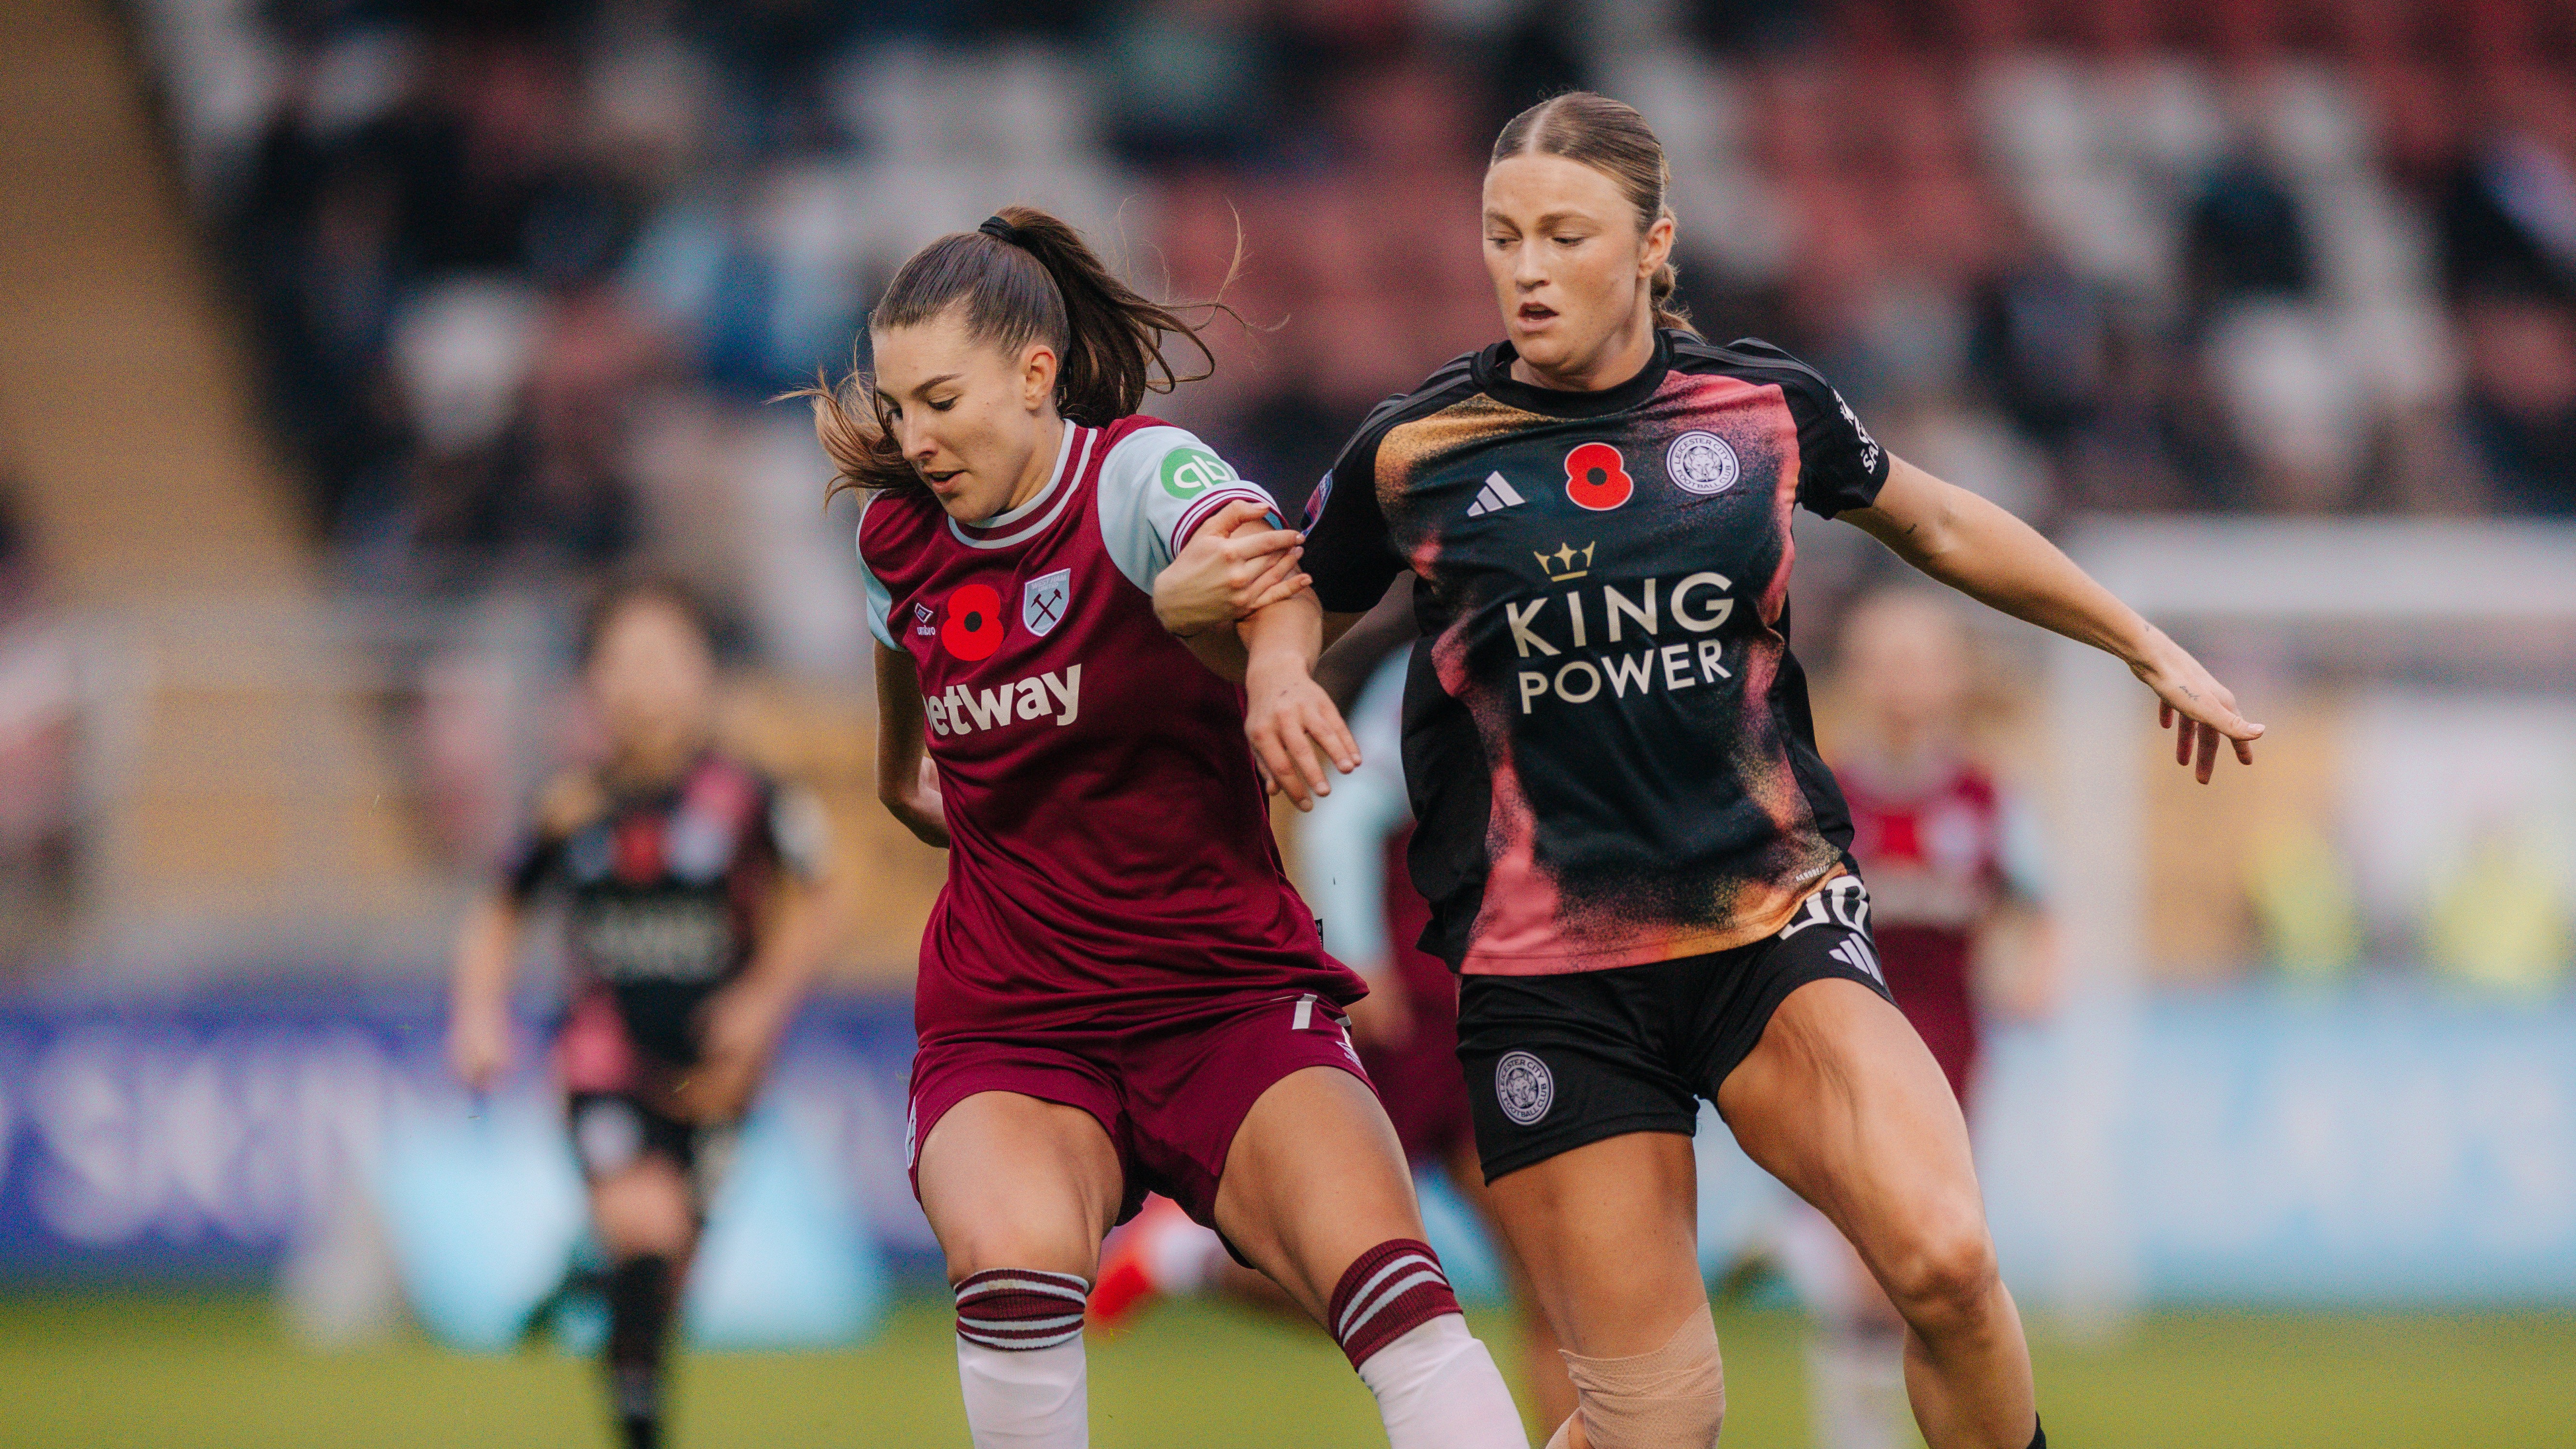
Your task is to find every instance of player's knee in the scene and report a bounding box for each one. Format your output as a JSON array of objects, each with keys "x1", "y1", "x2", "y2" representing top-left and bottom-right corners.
[
  {"x1": 1879, "y1": 1215, "x2": 1998, "y2": 1334},
  {"x1": 591, "y1": 1167, "x2": 695, "y2": 1258},
  {"x1": 1557, "y1": 1303, "x2": 1726, "y2": 1449},
  {"x1": 942, "y1": 1223, "x2": 1098, "y2": 1287}
]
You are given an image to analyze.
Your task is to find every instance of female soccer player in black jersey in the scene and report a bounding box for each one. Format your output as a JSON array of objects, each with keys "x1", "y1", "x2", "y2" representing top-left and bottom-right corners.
[
  {"x1": 448, "y1": 580, "x2": 836, "y2": 1449},
  {"x1": 1209, "y1": 93, "x2": 2262, "y2": 1449}
]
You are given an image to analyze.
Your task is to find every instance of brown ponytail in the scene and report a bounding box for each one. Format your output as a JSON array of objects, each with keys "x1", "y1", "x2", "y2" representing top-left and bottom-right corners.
[
  {"x1": 793, "y1": 205, "x2": 1228, "y2": 503},
  {"x1": 1491, "y1": 92, "x2": 1694, "y2": 335}
]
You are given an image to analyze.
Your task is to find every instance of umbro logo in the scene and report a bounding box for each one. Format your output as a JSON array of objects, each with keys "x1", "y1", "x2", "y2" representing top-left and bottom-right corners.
[{"x1": 1466, "y1": 472, "x2": 1526, "y2": 517}]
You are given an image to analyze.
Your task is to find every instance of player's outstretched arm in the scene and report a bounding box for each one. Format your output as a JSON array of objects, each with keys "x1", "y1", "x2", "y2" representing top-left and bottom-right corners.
[
  {"x1": 448, "y1": 892, "x2": 522, "y2": 1092},
  {"x1": 874, "y1": 642, "x2": 951, "y2": 847},
  {"x1": 1843, "y1": 457, "x2": 2264, "y2": 784},
  {"x1": 1240, "y1": 591, "x2": 1361, "y2": 811}
]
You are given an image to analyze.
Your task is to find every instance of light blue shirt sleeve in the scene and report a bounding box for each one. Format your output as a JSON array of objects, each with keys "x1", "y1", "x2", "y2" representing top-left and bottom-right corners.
[
  {"x1": 1299, "y1": 654, "x2": 1413, "y2": 975},
  {"x1": 854, "y1": 493, "x2": 896, "y2": 649},
  {"x1": 1093, "y1": 424, "x2": 1283, "y2": 592}
]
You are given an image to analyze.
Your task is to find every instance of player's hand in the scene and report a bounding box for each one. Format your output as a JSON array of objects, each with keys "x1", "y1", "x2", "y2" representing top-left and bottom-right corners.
[
  {"x1": 2130, "y1": 626, "x2": 2262, "y2": 783},
  {"x1": 682, "y1": 983, "x2": 789, "y2": 1124},
  {"x1": 1153, "y1": 500, "x2": 1307, "y2": 637},
  {"x1": 1343, "y1": 976, "x2": 1415, "y2": 1050},
  {"x1": 1242, "y1": 658, "x2": 1358, "y2": 812},
  {"x1": 447, "y1": 999, "x2": 513, "y2": 1093}
]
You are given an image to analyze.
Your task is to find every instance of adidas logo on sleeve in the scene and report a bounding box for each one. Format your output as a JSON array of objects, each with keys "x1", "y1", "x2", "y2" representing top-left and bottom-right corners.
[{"x1": 1465, "y1": 472, "x2": 1526, "y2": 517}]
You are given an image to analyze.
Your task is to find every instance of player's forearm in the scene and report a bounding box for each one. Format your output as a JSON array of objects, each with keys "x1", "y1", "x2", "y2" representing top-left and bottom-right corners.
[
  {"x1": 732, "y1": 882, "x2": 837, "y2": 1016},
  {"x1": 1239, "y1": 589, "x2": 1325, "y2": 685},
  {"x1": 757, "y1": 880, "x2": 836, "y2": 985},
  {"x1": 874, "y1": 644, "x2": 951, "y2": 847},
  {"x1": 1866, "y1": 465, "x2": 2153, "y2": 667},
  {"x1": 1181, "y1": 625, "x2": 1252, "y2": 682},
  {"x1": 450, "y1": 895, "x2": 520, "y2": 1012}
]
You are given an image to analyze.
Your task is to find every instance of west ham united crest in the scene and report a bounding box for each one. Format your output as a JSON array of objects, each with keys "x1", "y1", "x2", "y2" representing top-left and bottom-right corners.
[
  {"x1": 1666, "y1": 430, "x2": 1741, "y2": 496},
  {"x1": 1494, "y1": 1050, "x2": 1554, "y2": 1126},
  {"x1": 1022, "y1": 568, "x2": 1072, "y2": 638}
]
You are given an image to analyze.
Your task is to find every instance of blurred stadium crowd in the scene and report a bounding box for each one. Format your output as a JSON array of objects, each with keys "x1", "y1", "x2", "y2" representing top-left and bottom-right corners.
[
  {"x1": 147, "y1": 0, "x2": 2576, "y2": 617},
  {"x1": 38, "y1": 0, "x2": 2546, "y2": 992}
]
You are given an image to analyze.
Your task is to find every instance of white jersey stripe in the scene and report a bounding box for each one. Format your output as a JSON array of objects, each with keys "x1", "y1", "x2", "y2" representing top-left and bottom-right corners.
[
  {"x1": 1172, "y1": 485, "x2": 1279, "y2": 551},
  {"x1": 948, "y1": 425, "x2": 1093, "y2": 550}
]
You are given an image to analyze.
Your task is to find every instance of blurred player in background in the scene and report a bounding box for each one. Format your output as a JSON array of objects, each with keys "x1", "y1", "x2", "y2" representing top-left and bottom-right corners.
[
  {"x1": 809, "y1": 207, "x2": 1526, "y2": 1449},
  {"x1": 447, "y1": 578, "x2": 836, "y2": 1449},
  {"x1": 1088, "y1": 640, "x2": 1578, "y2": 1433},
  {"x1": 1781, "y1": 590, "x2": 2054, "y2": 1449}
]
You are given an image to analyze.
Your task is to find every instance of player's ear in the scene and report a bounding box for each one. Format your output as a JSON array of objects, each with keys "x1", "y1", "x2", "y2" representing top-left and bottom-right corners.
[
  {"x1": 1640, "y1": 214, "x2": 1674, "y2": 278},
  {"x1": 1020, "y1": 341, "x2": 1059, "y2": 412}
]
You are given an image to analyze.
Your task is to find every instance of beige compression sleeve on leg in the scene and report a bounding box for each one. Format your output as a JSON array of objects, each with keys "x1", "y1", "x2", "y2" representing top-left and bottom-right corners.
[{"x1": 1546, "y1": 1303, "x2": 1726, "y2": 1449}]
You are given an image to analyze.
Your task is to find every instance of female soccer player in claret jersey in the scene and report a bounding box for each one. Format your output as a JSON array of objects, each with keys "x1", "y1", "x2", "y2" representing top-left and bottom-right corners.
[
  {"x1": 449, "y1": 579, "x2": 838, "y2": 1449},
  {"x1": 800, "y1": 207, "x2": 1527, "y2": 1449},
  {"x1": 1220, "y1": 94, "x2": 2265, "y2": 1449}
]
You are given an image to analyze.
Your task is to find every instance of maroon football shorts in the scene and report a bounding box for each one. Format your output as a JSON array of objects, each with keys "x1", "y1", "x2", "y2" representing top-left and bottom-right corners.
[
  {"x1": 1873, "y1": 923, "x2": 1981, "y2": 1104},
  {"x1": 1357, "y1": 947, "x2": 1475, "y2": 1167},
  {"x1": 907, "y1": 989, "x2": 1374, "y2": 1227}
]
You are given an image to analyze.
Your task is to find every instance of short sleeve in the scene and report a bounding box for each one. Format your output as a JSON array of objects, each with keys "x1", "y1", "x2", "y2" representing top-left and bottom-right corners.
[
  {"x1": 766, "y1": 783, "x2": 833, "y2": 883},
  {"x1": 853, "y1": 494, "x2": 897, "y2": 649},
  {"x1": 1725, "y1": 339, "x2": 1890, "y2": 518},
  {"x1": 1300, "y1": 447, "x2": 1406, "y2": 615},
  {"x1": 1093, "y1": 424, "x2": 1283, "y2": 592}
]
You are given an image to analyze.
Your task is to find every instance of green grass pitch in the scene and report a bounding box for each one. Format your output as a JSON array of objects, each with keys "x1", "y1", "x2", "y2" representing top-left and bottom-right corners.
[{"x1": 0, "y1": 1290, "x2": 2568, "y2": 1447}]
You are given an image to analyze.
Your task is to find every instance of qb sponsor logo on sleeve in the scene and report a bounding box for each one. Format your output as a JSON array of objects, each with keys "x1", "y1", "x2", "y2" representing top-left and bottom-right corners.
[{"x1": 1159, "y1": 445, "x2": 1237, "y2": 501}]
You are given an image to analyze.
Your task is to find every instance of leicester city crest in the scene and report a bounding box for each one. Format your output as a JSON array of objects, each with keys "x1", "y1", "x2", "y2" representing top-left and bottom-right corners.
[
  {"x1": 1022, "y1": 568, "x2": 1072, "y2": 638},
  {"x1": 1665, "y1": 430, "x2": 1740, "y2": 496},
  {"x1": 1494, "y1": 1050, "x2": 1555, "y2": 1126}
]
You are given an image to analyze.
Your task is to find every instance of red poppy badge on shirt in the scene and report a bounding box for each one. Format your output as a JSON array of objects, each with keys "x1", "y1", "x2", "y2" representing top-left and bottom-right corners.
[
  {"x1": 1563, "y1": 442, "x2": 1634, "y2": 511},
  {"x1": 942, "y1": 582, "x2": 1005, "y2": 660}
]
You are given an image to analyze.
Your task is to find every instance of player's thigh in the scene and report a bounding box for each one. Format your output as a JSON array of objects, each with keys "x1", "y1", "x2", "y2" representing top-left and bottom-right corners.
[
  {"x1": 1211, "y1": 1064, "x2": 1424, "y2": 1322},
  {"x1": 570, "y1": 1094, "x2": 697, "y2": 1256},
  {"x1": 589, "y1": 1154, "x2": 696, "y2": 1258},
  {"x1": 916, "y1": 1090, "x2": 1125, "y2": 1282},
  {"x1": 1714, "y1": 977, "x2": 1990, "y2": 1303},
  {"x1": 1483, "y1": 1129, "x2": 1706, "y2": 1358}
]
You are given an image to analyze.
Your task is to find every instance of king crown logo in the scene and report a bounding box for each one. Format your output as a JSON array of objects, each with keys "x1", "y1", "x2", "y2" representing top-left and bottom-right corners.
[{"x1": 1533, "y1": 541, "x2": 1596, "y2": 583}]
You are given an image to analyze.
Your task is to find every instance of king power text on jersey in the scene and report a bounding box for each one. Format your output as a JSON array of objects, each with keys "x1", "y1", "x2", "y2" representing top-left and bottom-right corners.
[{"x1": 1506, "y1": 572, "x2": 1738, "y2": 714}]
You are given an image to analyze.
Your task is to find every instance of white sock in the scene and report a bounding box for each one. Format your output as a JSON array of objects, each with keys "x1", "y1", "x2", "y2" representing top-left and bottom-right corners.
[
  {"x1": 958, "y1": 1335, "x2": 1087, "y2": 1448},
  {"x1": 1356, "y1": 1313, "x2": 1531, "y2": 1449},
  {"x1": 1805, "y1": 1324, "x2": 1907, "y2": 1449}
]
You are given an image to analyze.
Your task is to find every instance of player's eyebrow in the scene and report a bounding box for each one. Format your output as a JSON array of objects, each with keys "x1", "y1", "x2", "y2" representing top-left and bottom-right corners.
[
  {"x1": 1484, "y1": 209, "x2": 1601, "y2": 231},
  {"x1": 897, "y1": 372, "x2": 962, "y2": 400}
]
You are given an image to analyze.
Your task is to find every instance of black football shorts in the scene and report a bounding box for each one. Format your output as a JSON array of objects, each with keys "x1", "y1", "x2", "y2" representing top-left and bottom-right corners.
[{"x1": 1456, "y1": 875, "x2": 1894, "y2": 1182}]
